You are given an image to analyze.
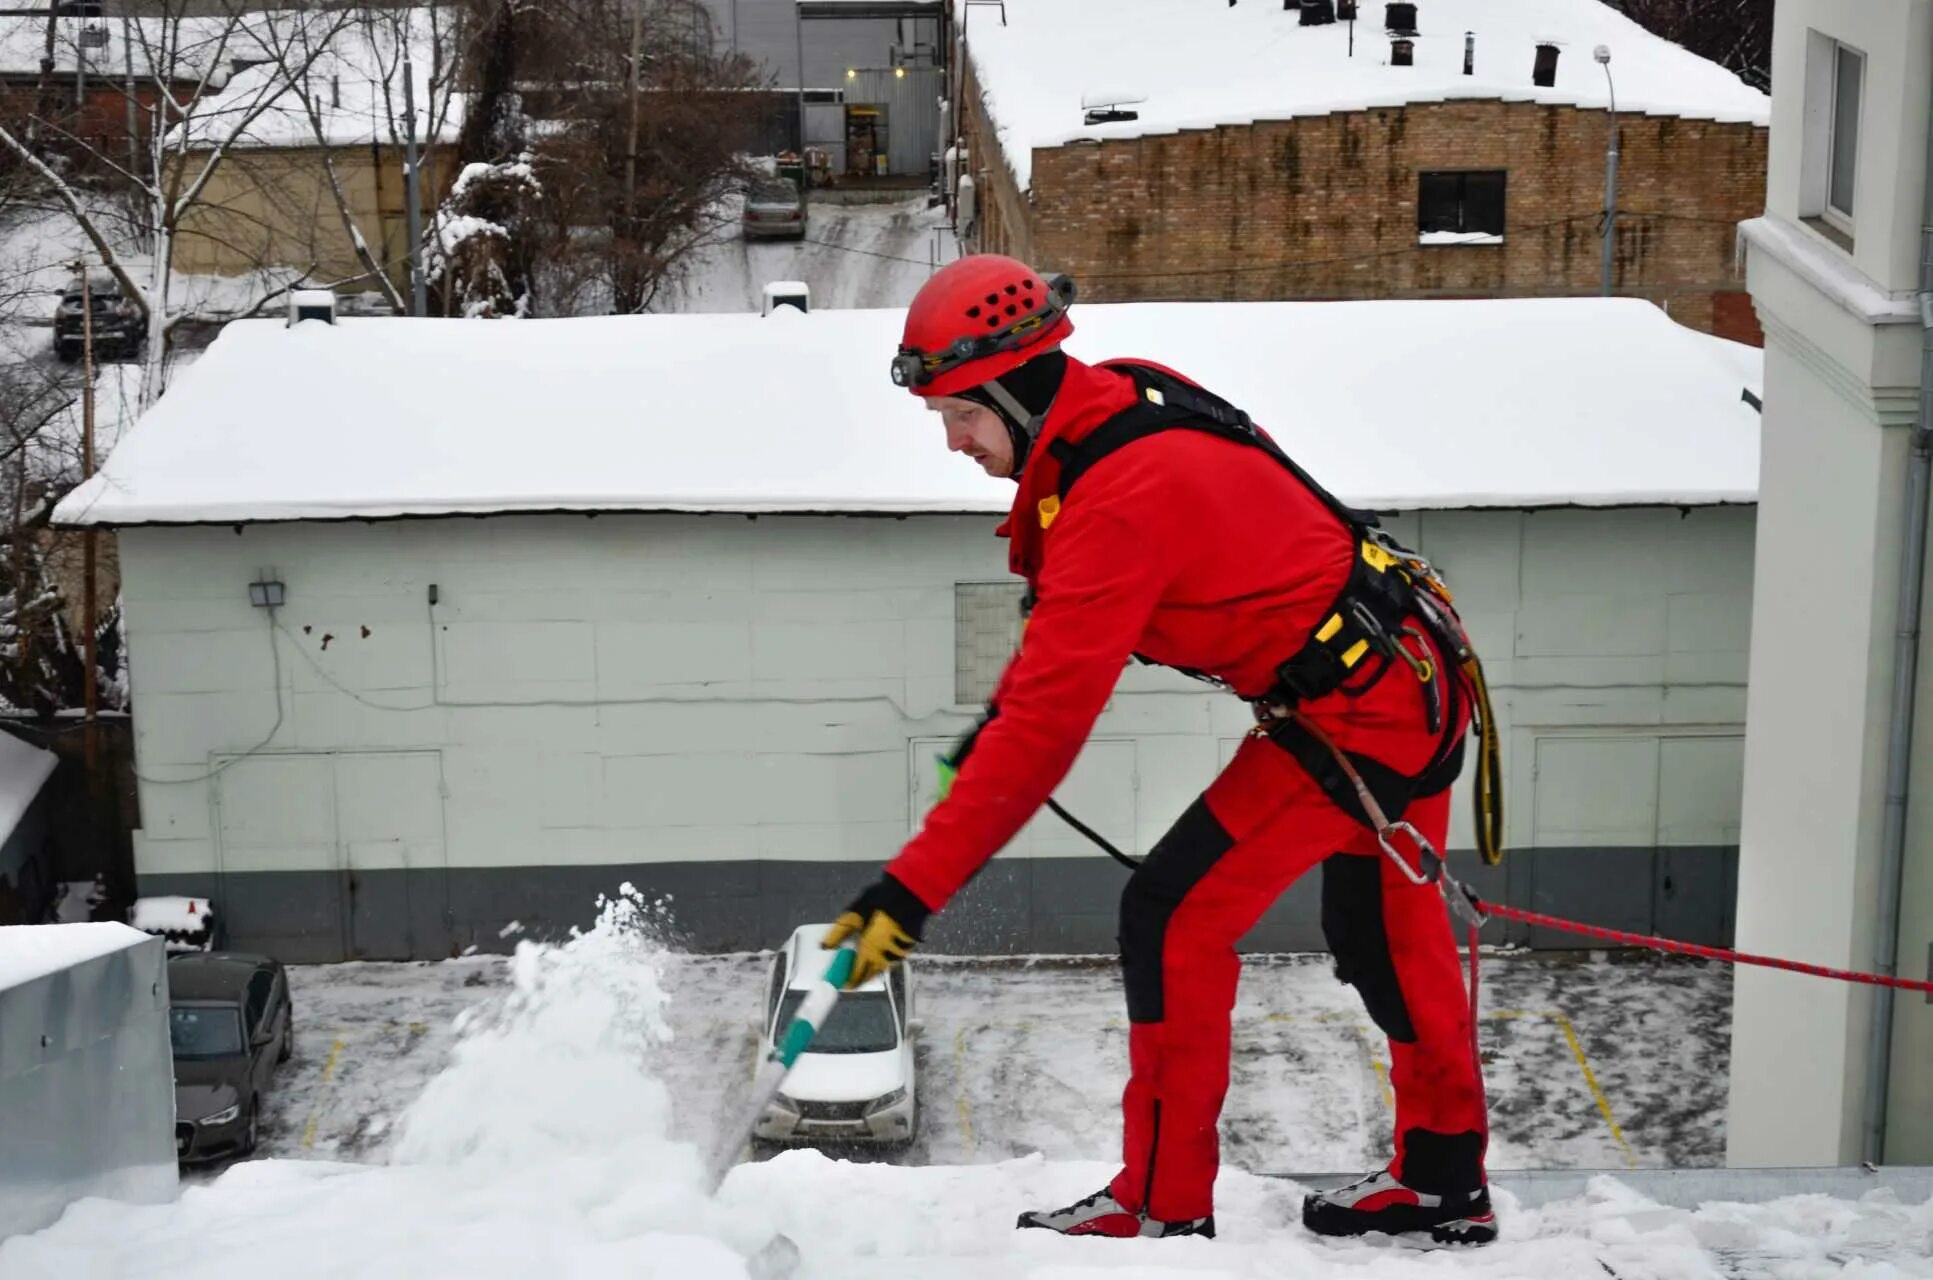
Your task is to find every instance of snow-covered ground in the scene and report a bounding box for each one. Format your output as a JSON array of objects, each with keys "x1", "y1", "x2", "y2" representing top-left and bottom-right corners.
[
  {"x1": 5, "y1": 891, "x2": 1928, "y2": 1278},
  {"x1": 658, "y1": 197, "x2": 958, "y2": 314},
  {"x1": 257, "y1": 945, "x2": 1727, "y2": 1175}
]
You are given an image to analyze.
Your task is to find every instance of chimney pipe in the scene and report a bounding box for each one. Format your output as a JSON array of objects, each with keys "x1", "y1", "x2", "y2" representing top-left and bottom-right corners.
[
  {"x1": 1384, "y1": 2, "x2": 1418, "y2": 37},
  {"x1": 1533, "y1": 42, "x2": 1560, "y2": 88},
  {"x1": 1464, "y1": 31, "x2": 1475, "y2": 76},
  {"x1": 1390, "y1": 37, "x2": 1414, "y2": 67}
]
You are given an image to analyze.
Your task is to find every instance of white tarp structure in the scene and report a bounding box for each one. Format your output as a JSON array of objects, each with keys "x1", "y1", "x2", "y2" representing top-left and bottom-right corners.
[{"x1": 55, "y1": 297, "x2": 1761, "y2": 528}]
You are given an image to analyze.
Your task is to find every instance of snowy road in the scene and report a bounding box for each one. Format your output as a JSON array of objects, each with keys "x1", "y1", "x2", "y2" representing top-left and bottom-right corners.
[
  {"x1": 658, "y1": 197, "x2": 957, "y2": 314},
  {"x1": 12, "y1": 897, "x2": 1928, "y2": 1280}
]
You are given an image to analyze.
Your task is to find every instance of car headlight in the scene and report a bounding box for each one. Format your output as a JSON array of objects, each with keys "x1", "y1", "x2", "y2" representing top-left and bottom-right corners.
[
  {"x1": 200, "y1": 1103, "x2": 241, "y2": 1126},
  {"x1": 864, "y1": 1088, "x2": 907, "y2": 1115},
  {"x1": 769, "y1": 1094, "x2": 800, "y2": 1116}
]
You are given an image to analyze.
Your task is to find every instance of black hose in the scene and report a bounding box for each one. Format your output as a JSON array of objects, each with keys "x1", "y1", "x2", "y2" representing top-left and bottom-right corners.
[{"x1": 1045, "y1": 798, "x2": 1142, "y2": 872}]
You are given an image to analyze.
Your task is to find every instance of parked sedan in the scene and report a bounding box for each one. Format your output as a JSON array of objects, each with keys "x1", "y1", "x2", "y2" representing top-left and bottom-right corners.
[
  {"x1": 742, "y1": 177, "x2": 807, "y2": 241},
  {"x1": 54, "y1": 271, "x2": 146, "y2": 364},
  {"x1": 753, "y1": 923, "x2": 917, "y2": 1146},
  {"x1": 167, "y1": 952, "x2": 293, "y2": 1163}
]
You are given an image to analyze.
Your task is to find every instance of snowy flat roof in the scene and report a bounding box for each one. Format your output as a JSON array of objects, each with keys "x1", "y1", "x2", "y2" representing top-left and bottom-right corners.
[
  {"x1": 52, "y1": 297, "x2": 1761, "y2": 528},
  {"x1": 961, "y1": 0, "x2": 1770, "y2": 190},
  {"x1": 0, "y1": 923, "x2": 148, "y2": 995}
]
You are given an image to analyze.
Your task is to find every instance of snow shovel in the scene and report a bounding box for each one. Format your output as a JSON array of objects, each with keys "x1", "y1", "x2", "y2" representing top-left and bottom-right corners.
[{"x1": 705, "y1": 941, "x2": 858, "y2": 1278}]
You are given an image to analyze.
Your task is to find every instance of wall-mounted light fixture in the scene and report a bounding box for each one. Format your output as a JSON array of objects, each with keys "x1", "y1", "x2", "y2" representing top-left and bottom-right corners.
[{"x1": 248, "y1": 579, "x2": 286, "y2": 608}]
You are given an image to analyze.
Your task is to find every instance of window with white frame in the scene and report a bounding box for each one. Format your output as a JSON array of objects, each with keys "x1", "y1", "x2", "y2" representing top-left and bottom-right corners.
[{"x1": 1802, "y1": 31, "x2": 1865, "y2": 242}]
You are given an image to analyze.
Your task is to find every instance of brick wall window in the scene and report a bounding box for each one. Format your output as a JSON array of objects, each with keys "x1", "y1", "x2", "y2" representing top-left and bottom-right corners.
[
  {"x1": 1418, "y1": 171, "x2": 1506, "y2": 243},
  {"x1": 955, "y1": 581, "x2": 1027, "y2": 705}
]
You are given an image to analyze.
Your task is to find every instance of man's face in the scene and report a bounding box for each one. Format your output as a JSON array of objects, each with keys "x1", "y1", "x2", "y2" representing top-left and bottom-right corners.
[{"x1": 925, "y1": 395, "x2": 1014, "y2": 478}]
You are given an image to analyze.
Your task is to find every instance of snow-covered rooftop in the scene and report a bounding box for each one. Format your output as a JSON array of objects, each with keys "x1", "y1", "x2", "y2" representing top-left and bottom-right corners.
[
  {"x1": 169, "y1": 11, "x2": 463, "y2": 151},
  {"x1": 0, "y1": 729, "x2": 57, "y2": 850},
  {"x1": 53, "y1": 297, "x2": 1761, "y2": 528},
  {"x1": 961, "y1": 0, "x2": 1771, "y2": 190},
  {"x1": 0, "y1": 922, "x2": 148, "y2": 994}
]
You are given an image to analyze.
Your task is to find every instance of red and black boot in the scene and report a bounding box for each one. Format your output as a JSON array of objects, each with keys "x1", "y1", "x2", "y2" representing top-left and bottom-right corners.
[
  {"x1": 1302, "y1": 1170, "x2": 1496, "y2": 1245},
  {"x1": 1017, "y1": 1188, "x2": 1215, "y2": 1239}
]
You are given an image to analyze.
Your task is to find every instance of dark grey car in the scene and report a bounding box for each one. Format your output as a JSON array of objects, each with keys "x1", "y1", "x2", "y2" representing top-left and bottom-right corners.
[{"x1": 167, "y1": 953, "x2": 293, "y2": 1163}]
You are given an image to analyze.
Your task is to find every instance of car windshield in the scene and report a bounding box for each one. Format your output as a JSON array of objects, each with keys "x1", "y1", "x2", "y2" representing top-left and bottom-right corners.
[
  {"x1": 170, "y1": 1005, "x2": 244, "y2": 1059},
  {"x1": 774, "y1": 989, "x2": 897, "y2": 1054},
  {"x1": 751, "y1": 181, "x2": 797, "y2": 204}
]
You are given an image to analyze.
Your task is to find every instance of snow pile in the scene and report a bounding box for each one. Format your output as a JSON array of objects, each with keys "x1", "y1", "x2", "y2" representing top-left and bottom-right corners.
[
  {"x1": 0, "y1": 729, "x2": 57, "y2": 846},
  {"x1": 130, "y1": 896, "x2": 215, "y2": 952},
  {"x1": 0, "y1": 922, "x2": 149, "y2": 994},
  {"x1": 129, "y1": 896, "x2": 209, "y2": 935},
  {"x1": 960, "y1": 0, "x2": 1770, "y2": 189},
  {"x1": 0, "y1": 886, "x2": 777, "y2": 1279},
  {"x1": 53, "y1": 297, "x2": 1763, "y2": 527}
]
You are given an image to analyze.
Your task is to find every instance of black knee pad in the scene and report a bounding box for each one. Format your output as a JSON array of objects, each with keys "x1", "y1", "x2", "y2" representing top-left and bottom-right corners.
[
  {"x1": 1320, "y1": 855, "x2": 1417, "y2": 1044},
  {"x1": 1119, "y1": 798, "x2": 1233, "y2": 1024}
]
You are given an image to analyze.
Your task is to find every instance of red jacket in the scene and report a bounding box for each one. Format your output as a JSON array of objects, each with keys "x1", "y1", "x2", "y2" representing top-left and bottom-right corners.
[{"x1": 885, "y1": 355, "x2": 1447, "y2": 913}]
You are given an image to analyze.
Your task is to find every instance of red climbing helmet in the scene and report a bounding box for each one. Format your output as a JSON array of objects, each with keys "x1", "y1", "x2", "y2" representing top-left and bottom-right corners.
[{"x1": 891, "y1": 254, "x2": 1076, "y2": 397}]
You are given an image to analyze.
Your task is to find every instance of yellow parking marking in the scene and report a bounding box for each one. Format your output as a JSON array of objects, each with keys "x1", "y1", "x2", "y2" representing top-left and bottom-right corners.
[
  {"x1": 1549, "y1": 1010, "x2": 1636, "y2": 1168},
  {"x1": 953, "y1": 1026, "x2": 976, "y2": 1158},
  {"x1": 301, "y1": 1035, "x2": 348, "y2": 1150}
]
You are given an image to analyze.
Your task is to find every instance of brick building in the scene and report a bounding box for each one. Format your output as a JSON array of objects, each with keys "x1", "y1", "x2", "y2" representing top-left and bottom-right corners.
[{"x1": 952, "y1": 0, "x2": 1771, "y2": 343}]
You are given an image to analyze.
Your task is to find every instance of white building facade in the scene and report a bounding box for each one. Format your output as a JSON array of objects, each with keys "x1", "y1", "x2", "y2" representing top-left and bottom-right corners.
[{"x1": 1731, "y1": 0, "x2": 1933, "y2": 1165}]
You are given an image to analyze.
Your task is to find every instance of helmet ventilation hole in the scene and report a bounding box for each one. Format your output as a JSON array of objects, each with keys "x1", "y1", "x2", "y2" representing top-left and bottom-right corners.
[{"x1": 966, "y1": 305, "x2": 981, "y2": 318}]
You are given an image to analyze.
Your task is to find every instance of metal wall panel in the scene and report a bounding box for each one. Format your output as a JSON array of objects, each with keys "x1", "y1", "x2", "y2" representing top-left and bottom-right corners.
[
  {"x1": 0, "y1": 929, "x2": 175, "y2": 1240},
  {"x1": 849, "y1": 67, "x2": 941, "y2": 175}
]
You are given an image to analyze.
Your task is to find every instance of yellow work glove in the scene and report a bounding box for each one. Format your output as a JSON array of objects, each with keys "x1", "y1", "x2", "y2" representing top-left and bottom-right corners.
[{"x1": 822, "y1": 872, "x2": 932, "y2": 989}]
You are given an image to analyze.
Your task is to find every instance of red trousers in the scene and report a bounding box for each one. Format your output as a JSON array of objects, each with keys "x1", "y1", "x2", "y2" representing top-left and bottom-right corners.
[{"x1": 1106, "y1": 732, "x2": 1489, "y2": 1222}]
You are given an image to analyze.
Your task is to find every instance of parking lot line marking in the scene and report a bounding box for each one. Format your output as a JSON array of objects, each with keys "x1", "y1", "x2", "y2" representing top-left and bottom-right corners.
[
  {"x1": 952, "y1": 1026, "x2": 976, "y2": 1158},
  {"x1": 301, "y1": 1034, "x2": 348, "y2": 1150},
  {"x1": 1550, "y1": 1010, "x2": 1636, "y2": 1168}
]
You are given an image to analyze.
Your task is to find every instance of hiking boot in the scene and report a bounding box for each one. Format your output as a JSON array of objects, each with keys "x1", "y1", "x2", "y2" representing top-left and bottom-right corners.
[
  {"x1": 1302, "y1": 1171, "x2": 1496, "y2": 1245},
  {"x1": 1016, "y1": 1187, "x2": 1215, "y2": 1239}
]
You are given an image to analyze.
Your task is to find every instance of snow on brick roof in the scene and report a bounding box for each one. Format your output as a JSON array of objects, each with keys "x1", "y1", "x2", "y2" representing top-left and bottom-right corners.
[
  {"x1": 51, "y1": 297, "x2": 1761, "y2": 528},
  {"x1": 0, "y1": 729, "x2": 56, "y2": 851},
  {"x1": 960, "y1": 0, "x2": 1770, "y2": 190}
]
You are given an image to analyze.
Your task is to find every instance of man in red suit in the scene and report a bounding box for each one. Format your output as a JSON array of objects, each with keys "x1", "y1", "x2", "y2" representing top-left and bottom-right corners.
[{"x1": 824, "y1": 255, "x2": 1495, "y2": 1245}]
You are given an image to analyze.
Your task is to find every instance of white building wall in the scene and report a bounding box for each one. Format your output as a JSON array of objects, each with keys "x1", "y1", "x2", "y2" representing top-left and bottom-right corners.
[
  {"x1": 119, "y1": 505, "x2": 1754, "y2": 956},
  {"x1": 1733, "y1": 0, "x2": 1933, "y2": 1166}
]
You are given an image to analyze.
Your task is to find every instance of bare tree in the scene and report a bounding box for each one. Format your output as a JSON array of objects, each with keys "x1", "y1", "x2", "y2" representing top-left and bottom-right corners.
[
  {"x1": 0, "y1": 3, "x2": 363, "y2": 409},
  {"x1": 1604, "y1": 0, "x2": 1773, "y2": 91},
  {"x1": 431, "y1": 0, "x2": 767, "y2": 318}
]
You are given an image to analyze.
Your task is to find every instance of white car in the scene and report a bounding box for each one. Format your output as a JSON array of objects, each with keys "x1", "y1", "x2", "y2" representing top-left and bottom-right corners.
[{"x1": 753, "y1": 923, "x2": 918, "y2": 1146}]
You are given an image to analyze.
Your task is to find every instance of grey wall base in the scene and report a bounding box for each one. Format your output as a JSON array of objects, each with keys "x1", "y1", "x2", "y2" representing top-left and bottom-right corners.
[{"x1": 139, "y1": 845, "x2": 1738, "y2": 963}]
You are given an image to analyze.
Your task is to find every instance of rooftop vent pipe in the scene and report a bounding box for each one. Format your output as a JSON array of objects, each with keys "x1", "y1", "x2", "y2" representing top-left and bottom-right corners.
[
  {"x1": 1299, "y1": 0, "x2": 1336, "y2": 25},
  {"x1": 1533, "y1": 42, "x2": 1560, "y2": 88},
  {"x1": 1385, "y1": 2, "x2": 1418, "y2": 36},
  {"x1": 1464, "y1": 31, "x2": 1475, "y2": 75},
  {"x1": 1391, "y1": 37, "x2": 1414, "y2": 66}
]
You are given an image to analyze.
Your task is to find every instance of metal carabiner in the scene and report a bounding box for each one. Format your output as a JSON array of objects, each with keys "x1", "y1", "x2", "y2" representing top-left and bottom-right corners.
[{"x1": 1377, "y1": 820, "x2": 1442, "y2": 886}]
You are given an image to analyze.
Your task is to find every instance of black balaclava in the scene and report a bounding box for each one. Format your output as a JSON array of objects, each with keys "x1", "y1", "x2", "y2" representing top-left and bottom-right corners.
[{"x1": 960, "y1": 348, "x2": 1068, "y2": 480}]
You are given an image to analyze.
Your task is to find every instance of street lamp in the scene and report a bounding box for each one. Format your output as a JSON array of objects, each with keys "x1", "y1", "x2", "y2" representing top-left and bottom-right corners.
[{"x1": 1596, "y1": 44, "x2": 1619, "y2": 298}]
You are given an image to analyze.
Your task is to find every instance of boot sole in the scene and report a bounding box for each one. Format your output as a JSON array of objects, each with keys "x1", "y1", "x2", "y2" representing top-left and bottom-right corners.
[{"x1": 1302, "y1": 1197, "x2": 1497, "y2": 1246}]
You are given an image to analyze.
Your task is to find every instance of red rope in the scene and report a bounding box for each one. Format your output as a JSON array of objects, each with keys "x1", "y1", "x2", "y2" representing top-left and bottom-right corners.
[{"x1": 1467, "y1": 895, "x2": 1933, "y2": 996}]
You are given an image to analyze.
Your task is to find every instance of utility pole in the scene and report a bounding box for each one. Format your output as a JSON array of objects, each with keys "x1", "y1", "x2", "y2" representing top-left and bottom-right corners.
[
  {"x1": 80, "y1": 265, "x2": 98, "y2": 776},
  {"x1": 794, "y1": 3, "x2": 807, "y2": 154},
  {"x1": 625, "y1": 0, "x2": 645, "y2": 228},
  {"x1": 123, "y1": 15, "x2": 137, "y2": 197},
  {"x1": 402, "y1": 42, "x2": 427, "y2": 317},
  {"x1": 1596, "y1": 45, "x2": 1620, "y2": 298}
]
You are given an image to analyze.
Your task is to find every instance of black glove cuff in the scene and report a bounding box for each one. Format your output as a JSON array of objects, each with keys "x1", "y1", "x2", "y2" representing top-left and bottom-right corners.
[{"x1": 872, "y1": 872, "x2": 933, "y2": 942}]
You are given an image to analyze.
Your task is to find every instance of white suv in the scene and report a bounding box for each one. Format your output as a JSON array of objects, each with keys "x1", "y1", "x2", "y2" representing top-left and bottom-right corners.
[{"x1": 753, "y1": 923, "x2": 918, "y2": 1146}]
